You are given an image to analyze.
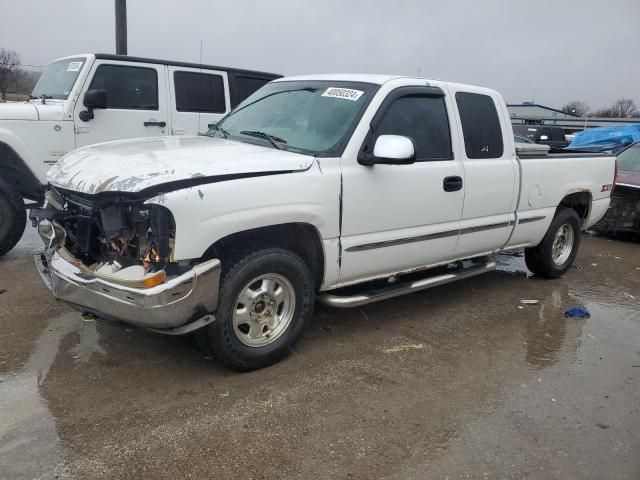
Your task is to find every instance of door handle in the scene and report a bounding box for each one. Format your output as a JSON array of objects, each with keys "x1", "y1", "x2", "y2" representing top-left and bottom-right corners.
[
  {"x1": 144, "y1": 121, "x2": 166, "y2": 127},
  {"x1": 443, "y1": 176, "x2": 463, "y2": 192}
]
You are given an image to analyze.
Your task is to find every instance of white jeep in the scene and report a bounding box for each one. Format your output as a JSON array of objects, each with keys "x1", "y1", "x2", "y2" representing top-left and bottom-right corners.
[{"x1": 0, "y1": 53, "x2": 279, "y2": 255}]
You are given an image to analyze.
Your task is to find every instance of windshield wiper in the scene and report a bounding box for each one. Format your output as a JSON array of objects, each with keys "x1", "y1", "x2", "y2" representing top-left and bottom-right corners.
[
  {"x1": 240, "y1": 130, "x2": 287, "y2": 150},
  {"x1": 208, "y1": 123, "x2": 229, "y2": 139},
  {"x1": 29, "y1": 94, "x2": 54, "y2": 104}
]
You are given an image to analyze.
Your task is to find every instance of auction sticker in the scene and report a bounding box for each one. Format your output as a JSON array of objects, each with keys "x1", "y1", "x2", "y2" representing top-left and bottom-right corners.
[
  {"x1": 321, "y1": 87, "x2": 364, "y2": 101},
  {"x1": 67, "y1": 61, "x2": 83, "y2": 72}
]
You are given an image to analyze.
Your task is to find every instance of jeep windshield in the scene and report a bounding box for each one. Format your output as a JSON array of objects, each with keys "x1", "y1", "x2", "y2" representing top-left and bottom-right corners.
[
  {"x1": 209, "y1": 80, "x2": 379, "y2": 156},
  {"x1": 31, "y1": 57, "x2": 86, "y2": 100}
]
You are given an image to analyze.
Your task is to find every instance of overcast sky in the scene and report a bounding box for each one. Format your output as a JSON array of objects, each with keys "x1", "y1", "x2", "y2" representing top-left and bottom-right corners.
[{"x1": 1, "y1": 0, "x2": 637, "y2": 109}]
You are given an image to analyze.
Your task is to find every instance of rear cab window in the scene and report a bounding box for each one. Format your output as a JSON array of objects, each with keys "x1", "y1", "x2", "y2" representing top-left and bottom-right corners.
[{"x1": 455, "y1": 92, "x2": 504, "y2": 158}]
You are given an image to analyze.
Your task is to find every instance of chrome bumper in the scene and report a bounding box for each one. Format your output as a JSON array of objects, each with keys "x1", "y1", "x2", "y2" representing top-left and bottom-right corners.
[{"x1": 35, "y1": 248, "x2": 221, "y2": 332}]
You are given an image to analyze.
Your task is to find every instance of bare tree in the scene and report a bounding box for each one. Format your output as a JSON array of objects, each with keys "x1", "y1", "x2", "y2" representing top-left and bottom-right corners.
[
  {"x1": 594, "y1": 107, "x2": 613, "y2": 118},
  {"x1": 12, "y1": 69, "x2": 39, "y2": 95},
  {"x1": 0, "y1": 48, "x2": 21, "y2": 100},
  {"x1": 594, "y1": 98, "x2": 639, "y2": 118},
  {"x1": 609, "y1": 98, "x2": 639, "y2": 118},
  {"x1": 561, "y1": 100, "x2": 590, "y2": 117}
]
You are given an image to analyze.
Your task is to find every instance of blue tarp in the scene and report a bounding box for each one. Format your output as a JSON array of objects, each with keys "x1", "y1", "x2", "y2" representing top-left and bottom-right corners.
[{"x1": 569, "y1": 124, "x2": 640, "y2": 152}]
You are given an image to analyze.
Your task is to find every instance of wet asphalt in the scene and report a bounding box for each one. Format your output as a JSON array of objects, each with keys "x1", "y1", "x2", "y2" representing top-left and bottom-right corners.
[{"x1": 0, "y1": 227, "x2": 639, "y2": 480}]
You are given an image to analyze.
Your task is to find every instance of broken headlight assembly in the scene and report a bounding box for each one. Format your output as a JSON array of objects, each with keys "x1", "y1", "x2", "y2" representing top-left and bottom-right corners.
[{"x1": 31, "y1": 187, "x2": 180, "y2": 288}]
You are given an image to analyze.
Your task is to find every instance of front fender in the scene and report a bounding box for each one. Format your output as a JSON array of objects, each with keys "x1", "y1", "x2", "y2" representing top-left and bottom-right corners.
[
  {"x1": 0, "y1": 125, "x2": 44, "y2": 197},
  {"x1": 146, "y1": 166, "x2": 341, "y2": 261}
]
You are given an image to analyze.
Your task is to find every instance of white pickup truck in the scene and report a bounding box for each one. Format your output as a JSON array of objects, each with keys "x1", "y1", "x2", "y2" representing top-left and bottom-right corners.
[
  {"x1": 0, "y1": 53, "x2": 279, "y2": 256},
  {"x1": 31, "y1": 74, "x2": 615, "y2": 371}
]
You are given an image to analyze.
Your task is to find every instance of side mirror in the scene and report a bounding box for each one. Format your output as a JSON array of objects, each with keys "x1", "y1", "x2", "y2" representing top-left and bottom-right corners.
[
  {"x1": 360, "y1": 135, "x2": 416, "y2": 165},
  {"x1": 79, "y1": 89, "x2": 108, "y2": 122}
]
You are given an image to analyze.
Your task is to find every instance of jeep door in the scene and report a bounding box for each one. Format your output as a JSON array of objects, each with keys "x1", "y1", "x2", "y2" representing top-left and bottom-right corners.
[{"x1": 74, "y1": 60, "x2": 169, "y2": 147}]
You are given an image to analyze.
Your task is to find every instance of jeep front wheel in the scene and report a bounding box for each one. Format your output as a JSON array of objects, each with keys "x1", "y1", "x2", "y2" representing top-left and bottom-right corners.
[{"x1": 0, "y1": 177, "x2": 26, "y2": 257}]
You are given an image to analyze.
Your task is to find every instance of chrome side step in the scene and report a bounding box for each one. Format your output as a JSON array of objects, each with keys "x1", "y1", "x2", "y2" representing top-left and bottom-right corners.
[{"x1": 318, "y1": 257, "x2": 496, "y2": 308}]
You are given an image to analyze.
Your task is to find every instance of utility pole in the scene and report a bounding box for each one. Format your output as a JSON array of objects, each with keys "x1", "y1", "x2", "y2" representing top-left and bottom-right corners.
[{"x1": 115, "y1": 0, "x2": 127, "y2": 55}]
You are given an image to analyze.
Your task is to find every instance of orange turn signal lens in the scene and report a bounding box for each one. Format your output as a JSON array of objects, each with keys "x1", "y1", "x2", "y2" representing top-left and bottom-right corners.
[{"x1": 138, "y1": 270, "x2": 167, "y2": 288}]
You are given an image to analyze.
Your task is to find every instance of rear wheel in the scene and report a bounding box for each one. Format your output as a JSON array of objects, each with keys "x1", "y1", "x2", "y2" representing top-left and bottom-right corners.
[
  {"x1": 525, "y1": 208, "x2": 581, "y2": 278},
  {"x1": 0, "y1": 177, "x2": 26, "y2": 257},
  {"x1": 197, "y1": 248, "x2": 315, "y2": 371}
]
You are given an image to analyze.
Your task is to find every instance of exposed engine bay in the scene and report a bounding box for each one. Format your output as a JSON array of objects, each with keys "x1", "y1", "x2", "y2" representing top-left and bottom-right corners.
[{"x1": 30, "y1": 187, "x2": 181, "y2": 283}]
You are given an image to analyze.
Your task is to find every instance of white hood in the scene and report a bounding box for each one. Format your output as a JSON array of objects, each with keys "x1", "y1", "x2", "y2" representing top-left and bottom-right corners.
[
  {"x1": 33, "y1": 101, "x2": 65, "y2": 121},
  {"x1": 47, "y1": 136, "x2": 314, "y2": 195},
  {"x1": 0, "y1": 100, "x2": 65, "y2": 121},
  {"x1": 0, "y1": 101, "x2": 38, "y2": 120}
]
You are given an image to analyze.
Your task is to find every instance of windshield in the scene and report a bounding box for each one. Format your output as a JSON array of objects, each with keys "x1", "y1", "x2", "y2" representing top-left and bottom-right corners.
[
  {"x1": 31, "y1": 57, "x2": 86, "y2": 100},
  {"x1": 617, "y1": 144, "x2": 640, "y2": 172},
  {"x1": 209, "y1": 80, "x2": 379, "y2": 156}
]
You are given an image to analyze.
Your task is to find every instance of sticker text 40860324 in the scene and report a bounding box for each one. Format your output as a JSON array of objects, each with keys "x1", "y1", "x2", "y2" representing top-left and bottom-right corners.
[{"x1": 321, "y1": 87, "x2": 364, "y2": 101}]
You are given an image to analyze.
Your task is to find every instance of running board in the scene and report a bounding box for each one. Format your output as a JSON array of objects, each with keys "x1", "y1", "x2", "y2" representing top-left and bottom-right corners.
[{"x1": 319, "y1": 258, "x2": 496, "y2": 308}]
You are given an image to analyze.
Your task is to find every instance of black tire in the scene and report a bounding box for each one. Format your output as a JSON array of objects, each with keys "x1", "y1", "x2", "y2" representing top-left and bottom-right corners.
[
  {"x1": 0, "y1": 177, "x2": 26, "y2": 257},
  {"x1": 197, "y1": 248, "x2": 315, "y2": 371},
  {"x1": 525, "y1": 208, "x2": 581, "y2": 278}
]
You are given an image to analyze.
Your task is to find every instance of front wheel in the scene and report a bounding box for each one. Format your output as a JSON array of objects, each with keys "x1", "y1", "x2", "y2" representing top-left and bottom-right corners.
[
  {"x1": 197, "y1": 248, "x2": 315, "y2": 371},
  {"x1": 0, "y1": 177, "x2": 26, "y2": 257},
  {"x1": 525, "y1": 208, "x2": 581, "y2": 278}
]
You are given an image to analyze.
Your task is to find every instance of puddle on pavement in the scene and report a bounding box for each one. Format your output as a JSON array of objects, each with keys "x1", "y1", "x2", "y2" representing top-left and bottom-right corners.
[
  {"x1": 0, "y1": 312, "x2": 105, "y2": 479},
  {"x1": 496, "y1": 250, "x2": 532, "y2": 276}
]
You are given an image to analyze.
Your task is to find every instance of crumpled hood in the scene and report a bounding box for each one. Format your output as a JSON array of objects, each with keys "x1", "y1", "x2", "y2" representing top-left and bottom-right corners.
[
  {"x1": 0, "y1": 101, "x2": 38, "y2": 120},
  {"x1": 47, "y1": 136, "x2": 314, "y2": 194}
]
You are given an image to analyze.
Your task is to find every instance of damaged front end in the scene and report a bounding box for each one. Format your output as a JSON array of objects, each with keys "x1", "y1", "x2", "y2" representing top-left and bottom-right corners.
[
  {"x1": 591, "y1": 185, "x2": 640, "y2": 235},
  {"x1": 30, "y1": 187, "x2": 220, "y2": 333}
]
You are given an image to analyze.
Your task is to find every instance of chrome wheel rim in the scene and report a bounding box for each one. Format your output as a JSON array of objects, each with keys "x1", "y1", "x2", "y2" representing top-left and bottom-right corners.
[
  {"x1": 551, "y1": 223, "x2": 574, "y2": 266},
  {"x1": 232, "y1": 273, "x2": 296, "y2": 347}
]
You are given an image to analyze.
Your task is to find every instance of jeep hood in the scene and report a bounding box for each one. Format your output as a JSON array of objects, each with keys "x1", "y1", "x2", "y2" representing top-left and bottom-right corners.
[
  {"x1": 47, "y1": 136, "x2": 314, "y2": 194},
  {"x1": 0, "y1": 101, "x2": 38, "y2": 120}
]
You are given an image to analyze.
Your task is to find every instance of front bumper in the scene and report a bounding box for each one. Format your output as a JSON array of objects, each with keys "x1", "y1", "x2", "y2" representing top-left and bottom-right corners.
[{"x1": 35, "y1": 247, "x2": 221, "y2": 332}]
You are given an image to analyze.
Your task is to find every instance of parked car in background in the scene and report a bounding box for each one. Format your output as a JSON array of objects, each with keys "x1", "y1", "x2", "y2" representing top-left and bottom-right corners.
[
  {"x1": 512, "y1": 124, "x2": 569, "y2": 149},
  {"x1": 0, "y1": 53, "x2": 280, "y2": 256},
  {"x1": 514, "y1": 134, "x2": 534, "y2": 143},
  {"x1": 32, "y1": 74, "x2": 615, "y2": 370},
  {"x1": 592, "y1": 141, "x2": 640, "y2": 235}
]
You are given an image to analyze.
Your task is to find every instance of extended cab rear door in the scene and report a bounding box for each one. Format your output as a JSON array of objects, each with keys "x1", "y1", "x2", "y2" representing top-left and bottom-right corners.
[
  {"x1": 168, "y1": 66, "x2": 230, "y2": 135},
  {"x1": 448, "y1": 87, "x2": 518, "y2": 258},
  {"x1": 74, "y1": 60, "x2": 169, "y2": 147}
]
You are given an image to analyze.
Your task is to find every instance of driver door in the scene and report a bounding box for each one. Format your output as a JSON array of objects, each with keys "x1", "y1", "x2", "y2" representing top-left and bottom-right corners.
[
  {"x1": 339, "y1": 86, "x2": 465, "y2": 284},
  {"x1": 74, "y1": 60, "x2": 169, "y2": 147}
]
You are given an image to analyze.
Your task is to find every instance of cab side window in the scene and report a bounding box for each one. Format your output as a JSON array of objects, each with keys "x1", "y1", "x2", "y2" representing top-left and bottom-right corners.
[
  {"x1": 375, "y1": 94, "x2": 453, "y2": 161},
  {"x1": 88, "y1": 65, "x2": 158, "y2": 110},
  {"x1": 455, "y1": 92, "x2": 503, "y2": 158},
  {"x1": 174, "y1": 71, "x2": 226, "y2": 113}
]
